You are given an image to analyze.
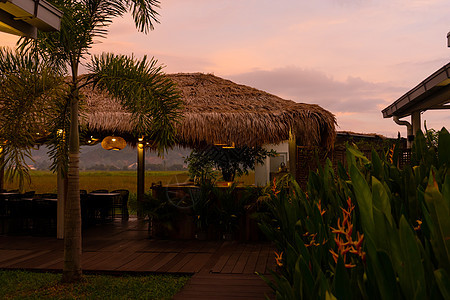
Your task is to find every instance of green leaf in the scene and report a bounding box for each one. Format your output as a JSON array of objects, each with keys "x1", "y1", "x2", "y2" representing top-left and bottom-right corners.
[
  {"x1": 333, "y1": 256, "x2": 351, "y2": 300},
  {"x1": 297, "y1": 255, "x2": 315, "y2": 299},
  {"x1": 424, "y1": 169, "x2": 450, "y2": 270},
  {"x1": 372, "y1": 177, "x2": 393, "y2": 226},
  {"x1": 397, "y1": 216, "x2": 426, "y2": 300},
  {"x1": 350, "y1": 164, "x2": 374, "y2": 238},
  {"x1": 325, "y1": 291, "x2": 337, "y2": 300},
  {"x1": 367, "y1": 247, "x2": 398, "y2": 300},
  {"x1": 438, "y1": 127, "x2": 450, "y2": 167},
  {"x1": 371, "y1": 149, "x2": 384, "y2": 181},
  {"x1": 434, "y1": 269, "x2": 450, "y2": 300},
  {"x1": 347, "y1": 145, "x2": 370, "y2": 165}
]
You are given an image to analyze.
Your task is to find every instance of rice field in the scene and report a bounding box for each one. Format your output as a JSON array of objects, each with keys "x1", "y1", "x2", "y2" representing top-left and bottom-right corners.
[{"x1": 3, "y1": 170, "x2": 255, "y2": 193}]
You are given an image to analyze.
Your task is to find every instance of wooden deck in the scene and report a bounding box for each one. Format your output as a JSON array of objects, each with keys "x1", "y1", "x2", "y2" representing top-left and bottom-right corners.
[{"x1": 0, "y1": 218, "x2": 276, "y2": 299}]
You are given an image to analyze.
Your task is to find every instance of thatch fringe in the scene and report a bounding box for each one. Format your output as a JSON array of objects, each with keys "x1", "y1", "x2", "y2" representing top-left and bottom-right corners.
[{"x1": 81, "y1": 73, "x2": 336, "y2": 148}]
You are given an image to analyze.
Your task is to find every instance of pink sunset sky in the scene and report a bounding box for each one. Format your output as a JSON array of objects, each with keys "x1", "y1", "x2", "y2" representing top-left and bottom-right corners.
[{"x1": 1, "y1": 0, "x2": 449, "y2": 138}]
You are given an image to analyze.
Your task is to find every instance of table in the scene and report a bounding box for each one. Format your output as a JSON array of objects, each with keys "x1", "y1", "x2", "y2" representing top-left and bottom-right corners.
[
  {"x1": 0, "y1": 192, "x2": 21, "y2": 200},
  {"x1": 85, "y1": 192, "x2": 120, "y2": 224}
]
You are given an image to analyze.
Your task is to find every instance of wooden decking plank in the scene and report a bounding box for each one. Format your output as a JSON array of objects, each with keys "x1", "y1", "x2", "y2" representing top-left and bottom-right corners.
[
  {"x1": 231, "y1": 243, "x2": 255, "y2": 274},
  {"x1": 196, "y1": 241, "x2": 231, "y2": 274},
  {"x1": 174, "y1": 274, "x2": 274, "y2": 300},
  {"x1": 95, "y1": 239, "x2": 135, "y2": 252},
  {"x1": 147, "y1": 252, "x2": 179, "y2": 271},
  {"x1": 210, "y1": 251, "x2": 231, "y2": 273},
  {"x1": 1, "y1": 250, "x2": 51, "y2": 268},
  {"x1": 243, "y1": 244, "x2": 262, "y2": 274},
  {"x1": 8, "y1": 250, "x2": 60, "y2": 269},
  {"x1": 266, "y1": 250, "x2": 277, "y2": 274},
  {"x1": 35, "y1": 253, "x2": 64, "y2": 269},
  {"x1": 0, "y1": 249, "x2": 34, "y2": 264},
  {"x1": 119, "y1": 239, "x2": 152, "y2": 253},
  {"x1": 110, "y1": 229, "x2": 149, "y2": 240},
  {"x1": 189, "y1": 277, "x2": 269, "y2": 287},
  {"x1": 134, "y1": 252, "x2": 177, "y2": 272},
  {"x1": 208, "y1": 241, "x2": 239, "y2": 273},
  {"x1": 167, "y1": 253, "x2": 195, "y2": 273},
  {"x1": 82, "y1": 251, "x2": 112, "y2": 268},
  {"x1": 221, "y1": 244, "x2": 246, "y2": 273},
  {"x1": 254, "y1": 244, "x2": 270, "y2": 274},
  {"x1": 180, "y1": 239, "x2": 205, "y2": 253},
  {"x1": 179, "y1": 253, "x2": 212, "y2": 273},
  {"x1": 199, "y1": 240, "x2": 222, "y2": 253},
  {"x1": 86, "y1": 251, "x2": 140, "y2": 271},
  {"x1": 155, "y1": 252, "x2": 189, "y2": 273},
  {"x1": 138, "y1": 239, "x2": 180, "y2": 252},
  {"x1": 119, "y1": 252, "x2": 160, "y2": 271},
  {"x1": 83, "y1": 238, "x2": 116, "y2": 251}
]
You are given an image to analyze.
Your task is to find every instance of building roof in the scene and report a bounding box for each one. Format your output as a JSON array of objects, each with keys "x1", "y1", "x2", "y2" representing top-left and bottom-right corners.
[
  {"x1": 382, "y1": 62, "x2": 450, "y2": 118},
  {"x1": 0, "y1": 0, "x2": 62, "y2": 38},
  {"x1": 81, "y1": 73, "x2": 337, "y2": 148}
]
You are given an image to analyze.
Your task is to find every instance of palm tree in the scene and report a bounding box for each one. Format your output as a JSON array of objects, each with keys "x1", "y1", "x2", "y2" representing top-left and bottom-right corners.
[{"x1": 1, "y1": 0, "x2": 182, "y2": 283}]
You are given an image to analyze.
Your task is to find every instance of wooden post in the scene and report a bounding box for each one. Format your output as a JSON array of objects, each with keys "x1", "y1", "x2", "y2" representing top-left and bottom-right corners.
[
  {"x1": 412, "y1": 111, "x2": 421, "y2": 136},
  {"x1": 137, "y1": 141, "x2": 145, "y2": 218},
  {"x1": 288, "y1": 130, "x2": 297, "y2": 180}
]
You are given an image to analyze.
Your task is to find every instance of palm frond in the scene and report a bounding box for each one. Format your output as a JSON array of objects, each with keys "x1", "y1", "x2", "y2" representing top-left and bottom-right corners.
[
  {"x1": 0, "y1": 47, "x2": 65, "y2": 188},
  {"x1": 128, "y1": 0, "x2": 160, "y2": 33},
  {"x1": 86, "y1": 53, "x2": 183, "y2": 153}
]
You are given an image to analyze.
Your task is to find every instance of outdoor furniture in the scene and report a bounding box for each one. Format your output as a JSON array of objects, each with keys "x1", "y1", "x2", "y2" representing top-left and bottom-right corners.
[
  {"x1": 40, "y1": 193, "x2": 57, "y2": 199},
  {"x1": 0, "y1": 197, "x2": 8, "y2": 234},
  {"x1": 32, "y1": 198, "x2": 57, "y2": 236},
  {"x1": 21, "y1": 191, "x2": 35, "y2": 198},
  {"x1": 0, "y1": 193, "x2": 24, "y2": 234},
  {"x1": 7, "y1": 197, "x2": 33, "y2": 235},
  {"x1": 86, "y1": 192, "x2": 119, "y2": 224},
  {"x1": 111, "y1": 189, "x2": 129, "y2": 220}
]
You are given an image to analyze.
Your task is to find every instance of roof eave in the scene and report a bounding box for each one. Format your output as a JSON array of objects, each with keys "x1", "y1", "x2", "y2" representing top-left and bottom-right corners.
[
  {"x1": 382, "y1": 62, "x2": 450, "y2": 118},
  {"x1": 0, "y1": 0, "x2": 62, "y2": 38}
]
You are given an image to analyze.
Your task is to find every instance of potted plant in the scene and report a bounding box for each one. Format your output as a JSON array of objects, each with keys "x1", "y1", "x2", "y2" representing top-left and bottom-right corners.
[{"x1": 213, "y1": 183, "x2": 242, "y2": 240}]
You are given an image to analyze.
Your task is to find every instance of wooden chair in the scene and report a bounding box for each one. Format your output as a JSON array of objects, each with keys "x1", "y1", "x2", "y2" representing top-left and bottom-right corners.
[
  {"x1": 32, "y1": 199, "x2": 57, "y2": 236},
  {"x1": 111, "y1": 189, "x2": 130, "y2": 220},
  {"x1": 90, "y1": 189, "x2": 108, "y2": 193}
]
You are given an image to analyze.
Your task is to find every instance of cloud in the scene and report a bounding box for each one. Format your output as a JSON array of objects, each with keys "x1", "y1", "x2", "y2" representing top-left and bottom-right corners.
[{"x1": 228, "y1": 66, "x2": 406, "y2": 114}]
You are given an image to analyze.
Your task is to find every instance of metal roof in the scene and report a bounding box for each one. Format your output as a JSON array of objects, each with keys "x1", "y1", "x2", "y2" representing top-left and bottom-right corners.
[
  {"x1": 382, "y1": 62, "x2": 450, "y2": 118},
  {"x1": 0, "y1": 0, "x2": 62, "y2": 38}
]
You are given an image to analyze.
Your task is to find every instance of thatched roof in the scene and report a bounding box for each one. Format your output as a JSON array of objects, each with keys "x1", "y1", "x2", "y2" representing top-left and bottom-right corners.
[{"x1": 81, "y1": 73, "x2": 336, "y2": 148}]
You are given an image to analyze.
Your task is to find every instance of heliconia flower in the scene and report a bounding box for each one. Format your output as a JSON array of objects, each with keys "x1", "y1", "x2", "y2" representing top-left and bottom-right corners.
[
  {"x1": 274, "y1": 251, "x2": 283, "y2": 267},
  {"x1": 329, "y1": 249, "x2": 339, "y2": 263},
  {"x1": 414, "y1": 219, "x2": 422, "y2": 231},
  {"x1": 317, "y1": 200, "x2": 326, "y2": 216},
  {"x1": 355, "y1": 232, "x2": 364, "y2": 248},
  {"x1": 271, "y1": 178, "x2": 280, "y2": 195},
  {"x1": 329, "y1": 197, "x2": 364, "y2": 269},
  {"x1": 388, "y1": 144, "x2": 395, "y2": 164},
  {"x1": 345, "y1": 262, "x2": 356, "y2": 268}
]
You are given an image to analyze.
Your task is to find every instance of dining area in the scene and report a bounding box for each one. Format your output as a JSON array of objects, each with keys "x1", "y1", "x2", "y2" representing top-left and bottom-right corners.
[{"x1": 0, "y1": 189, "x2": 129, "y2": 236}]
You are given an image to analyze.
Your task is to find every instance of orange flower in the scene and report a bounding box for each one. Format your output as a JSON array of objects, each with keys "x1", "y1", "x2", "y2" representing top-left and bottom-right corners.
[
  {"x1": 388, "y1": 144, "x2": 396, "y2": 164},
  {"x1": 274, "y1": 251, "x2": 283, "y2": 267},
  {"x1": 414, "y1": 219, "x2": 422, "y2": 231},
  {"x1": 317, "y1": 200, "x2": 326, "y2": 216},
  {"x1": 329, "y1": 197, "x2": 365, "y2": 268},
  {"x1": 271, "y1": 178, "x2": 280, "y2": 195}
]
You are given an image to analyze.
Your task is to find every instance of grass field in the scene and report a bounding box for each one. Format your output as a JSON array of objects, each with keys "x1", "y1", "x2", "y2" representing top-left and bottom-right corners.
[
  {"x1": 3, "y1": 170, "x2": 255, "y2": 193},
  {"x1": 0, "y1": 270, "x2": 189, "y2": 299}
]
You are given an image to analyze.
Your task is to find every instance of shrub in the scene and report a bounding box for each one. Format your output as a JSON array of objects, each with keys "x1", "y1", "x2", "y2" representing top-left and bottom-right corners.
[{"x1": 259, "y1": 128, "x2": 450, "y2": 299}]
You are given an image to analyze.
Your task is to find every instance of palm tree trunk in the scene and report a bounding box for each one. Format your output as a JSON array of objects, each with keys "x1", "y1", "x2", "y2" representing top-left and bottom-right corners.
[{"x1": 62, "y1": 83, "x2": 82, "y2": 282}]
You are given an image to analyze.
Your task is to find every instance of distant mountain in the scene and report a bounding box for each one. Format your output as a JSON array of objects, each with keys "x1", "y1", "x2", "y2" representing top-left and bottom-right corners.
[{"x1": 26, "y1": 144, "x2": 192, "y2": 171}]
